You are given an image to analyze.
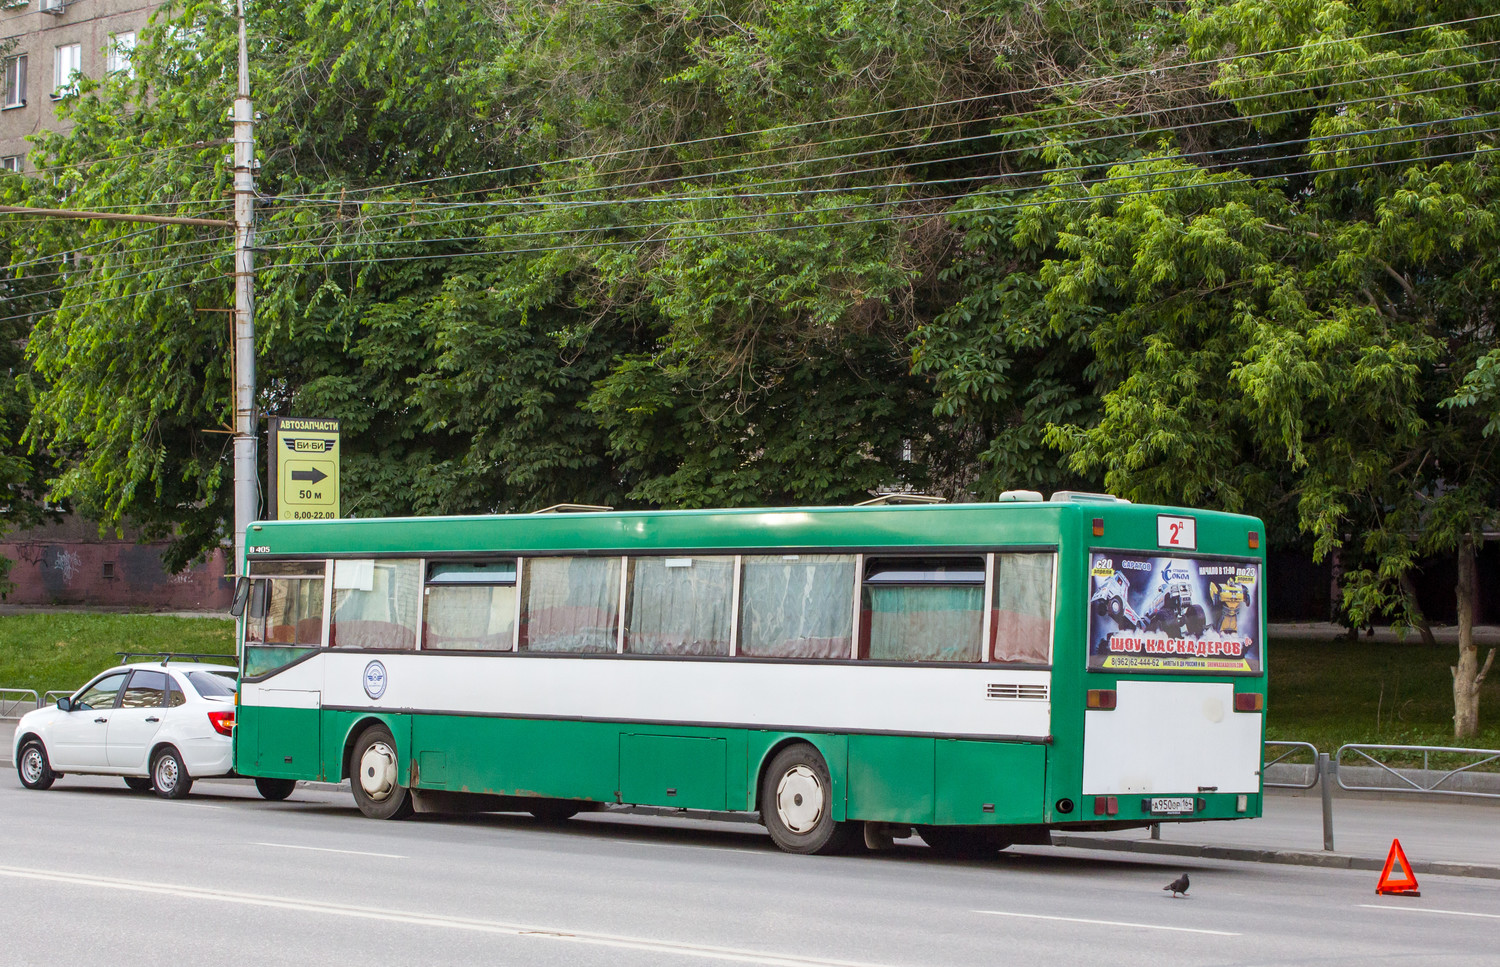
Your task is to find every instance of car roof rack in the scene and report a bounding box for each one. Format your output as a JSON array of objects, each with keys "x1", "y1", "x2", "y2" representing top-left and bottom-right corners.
[{"x1": 116, "y1": 652, "x2": 234, "y2": 665}]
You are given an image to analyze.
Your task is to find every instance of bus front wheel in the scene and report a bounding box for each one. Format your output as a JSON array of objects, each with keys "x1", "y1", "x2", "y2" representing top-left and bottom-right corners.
[
  {"x1": 760, "y1": 744, "x2": 854, "y2": 855},
  {"x1": 350, "y1": 725, "x2": 414, "y2": 820}
]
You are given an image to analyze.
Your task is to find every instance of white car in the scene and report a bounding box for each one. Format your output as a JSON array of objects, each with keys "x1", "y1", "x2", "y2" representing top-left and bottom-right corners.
[{"x1": 13, "y1": 660, "x2": 240, "y2": 799}]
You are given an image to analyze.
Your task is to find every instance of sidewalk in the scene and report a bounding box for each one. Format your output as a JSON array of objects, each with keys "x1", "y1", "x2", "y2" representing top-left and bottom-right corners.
[{"x1": 1053, "y1": 788, "x2": 1500, "y2": 878}]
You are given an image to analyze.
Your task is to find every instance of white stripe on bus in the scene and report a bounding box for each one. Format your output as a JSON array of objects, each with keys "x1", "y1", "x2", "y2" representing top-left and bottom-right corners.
[{"x1": 0, "y1": 864, "x2": 896, "y2": 967}]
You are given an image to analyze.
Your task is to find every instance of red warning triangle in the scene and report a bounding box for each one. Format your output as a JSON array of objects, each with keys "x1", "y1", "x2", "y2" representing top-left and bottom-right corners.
[{"x1": 1376, "y1": 838, "x2": 1421, "y2": 896}]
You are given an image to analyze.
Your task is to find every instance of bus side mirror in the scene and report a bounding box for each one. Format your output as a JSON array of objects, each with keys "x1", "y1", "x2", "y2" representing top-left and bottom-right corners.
[
  {"x1": 56, "y1": 697, "x2": 74, "y2": 712},
  {"x1": 230, "y1": 577, "x2": 251, "y2": 617}
]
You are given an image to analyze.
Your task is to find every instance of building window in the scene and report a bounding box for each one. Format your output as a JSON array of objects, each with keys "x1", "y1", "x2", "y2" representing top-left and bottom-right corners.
[
  {"x1": 107, "y1": 32, "x2": 135, "y2": 77},
  {"x1": 3, "y1": 55, "x2": 25, "y2": 109},
  {"x1": 54, "y1": 43, "x2": 82, "y2": 96},
  {"x1": 40, "y1": 0, "x2": 64, "y2": 11},
  {"x1": 0, "y1": 156, "x2": 20, "y2": 174}
]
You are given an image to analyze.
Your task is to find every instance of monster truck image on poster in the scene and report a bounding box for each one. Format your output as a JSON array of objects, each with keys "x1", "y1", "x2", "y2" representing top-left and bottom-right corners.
[{"x1": 1087, "y1": 552, "x2": 1262, "y2": 674}]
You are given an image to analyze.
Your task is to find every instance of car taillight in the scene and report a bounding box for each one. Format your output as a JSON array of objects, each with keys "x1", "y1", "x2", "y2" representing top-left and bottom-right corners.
[{"x1": 208, "y1": 710, "x2": 235, "y2": 736}]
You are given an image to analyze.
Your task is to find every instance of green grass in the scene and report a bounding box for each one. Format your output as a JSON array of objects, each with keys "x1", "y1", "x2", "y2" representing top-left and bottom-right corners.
[
  {"x1": 1267, "y1": 634, "x2": 1500, "y2": 756},
  {"x1": 0, "y1": 614, "x2": 235, "y2": 695}
]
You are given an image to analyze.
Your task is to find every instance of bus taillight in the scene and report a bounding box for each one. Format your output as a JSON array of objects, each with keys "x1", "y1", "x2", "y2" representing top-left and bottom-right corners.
[
  {"x1": 208, "y1": 710, "x2": 236, "y2": 736},
  {"x1": 1233, "y1": 692, "x2": 1263, "y2": 712},
  {"x1": 1087, "y1": 689, "x2": 1116, "y2": 710}
]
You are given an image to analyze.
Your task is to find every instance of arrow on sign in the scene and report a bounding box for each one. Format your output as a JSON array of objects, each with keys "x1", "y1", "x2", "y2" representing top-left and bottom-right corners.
[{"x1": 291, "y1": 467, "x2": 328, "y2": 485}]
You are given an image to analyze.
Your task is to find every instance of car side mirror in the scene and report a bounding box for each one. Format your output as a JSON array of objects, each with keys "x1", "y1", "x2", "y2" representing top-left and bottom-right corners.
[{"x1": 56, "y1": 697, "x2": 74, "y2": 712}]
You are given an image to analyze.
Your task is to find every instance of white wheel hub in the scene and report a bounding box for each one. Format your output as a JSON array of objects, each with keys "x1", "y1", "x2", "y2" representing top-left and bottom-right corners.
[
  {"x1": 775, "y1": 765, "x2": 824, "y2": 834},
  {"x1": 359, "y1": 741, "x2": 397, "y2": 802},
  {"x1": 21, "y1": 748, "x2": 43, "y2": 784},
  {"x1": 155, "y1": 755, "x2": 179, "y2": 792}
]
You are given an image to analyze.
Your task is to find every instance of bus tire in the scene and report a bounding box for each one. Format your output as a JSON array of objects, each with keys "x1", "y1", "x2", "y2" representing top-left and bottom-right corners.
[
  {"x1": 17, "y1": 739, "x2": 56, "y2": 790},
  {"x1": 918, "y1": 825, "x2": 1012, "y2": 858},
  {"x1": 529, "y1": 800, "x2": 583, "y2": 823},
  {"x1": 350, "y1": 725, "x2": 414, "y2": 820},
  {"x1": 152, "y1": 747, "x2": 194, "y2": 799},
  {"x1": 760, "y1": 744, "x2": 853, "y2": 855},
  {"x1": 256, "y1": 777, "x2": 297, "y2": 801}
]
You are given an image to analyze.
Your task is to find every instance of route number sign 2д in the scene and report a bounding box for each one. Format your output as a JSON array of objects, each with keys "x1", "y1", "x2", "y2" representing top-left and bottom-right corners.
[
  {"x1": 1157, "y1": 515, "x2": 1196, "y2": 550},
  {"x1": 269, "y1": 417, "x2": 340, "y2": 520}
]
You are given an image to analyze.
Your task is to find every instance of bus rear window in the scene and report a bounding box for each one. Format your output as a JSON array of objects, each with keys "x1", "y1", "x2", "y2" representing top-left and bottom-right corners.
[{"x1": 1087, "y1": 552, "x2": 1262, "y2": 674}]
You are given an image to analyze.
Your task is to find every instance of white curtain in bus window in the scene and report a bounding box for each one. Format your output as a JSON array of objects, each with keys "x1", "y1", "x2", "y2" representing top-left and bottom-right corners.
[
  {"x1": 625, "y1": 556, "x2": 733, "y2": 656},
  {"x1": 992, "y1": 552, "x2": 1055, "y2": 663},
  {"x1": 520, "y1": 556, "x2": 621, "y2": 653},
  {"x1": 424, "y1": 562, "x2": 517, "y2": 650},
  {"x1": 330, "y1": 559, "x2": 420, "y2": 649},
  {"x1": 739, "y1": 555, "x2": 855, "y2": 659},
  {"x1": 861, "y1": 558, "x2": 984, "y2": 662}
]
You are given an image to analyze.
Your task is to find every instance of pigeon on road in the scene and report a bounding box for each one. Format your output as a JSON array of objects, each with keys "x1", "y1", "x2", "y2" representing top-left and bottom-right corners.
[{"x1": 1164, "y1": 873, "x2": 1190, "y2": 897}]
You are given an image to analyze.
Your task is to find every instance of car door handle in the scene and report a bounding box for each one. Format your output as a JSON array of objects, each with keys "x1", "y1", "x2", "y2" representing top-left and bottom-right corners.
[
  {"x1": 145, "y1": 716, "x2": 160, "y2": 723},
  {"x1": 94, "y1": 717, "x2": 108, "y2": 724}
]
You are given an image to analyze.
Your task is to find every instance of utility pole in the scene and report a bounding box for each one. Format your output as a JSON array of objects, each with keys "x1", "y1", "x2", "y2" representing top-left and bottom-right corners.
[{"x1": 232, "y1": 0, "x2": 257, "y2": 579}]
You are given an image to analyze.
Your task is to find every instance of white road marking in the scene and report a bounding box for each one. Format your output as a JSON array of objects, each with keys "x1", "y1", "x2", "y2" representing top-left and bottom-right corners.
[
  {"x1": 974, "y1": 909, "x2": 1240, "y2": 937},
  {"x1": 1359, "y1": 904, "x2": 1500, "y2": 921},
  {"x1": 0, "y1": 865, "x2": 894, "y2": 967},
  {"x1": 252, "y1": 842, "x2": 405, "y2": 859}
]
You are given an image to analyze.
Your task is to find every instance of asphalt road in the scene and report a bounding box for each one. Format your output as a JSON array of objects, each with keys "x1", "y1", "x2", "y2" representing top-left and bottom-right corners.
[{"x1": 1, "y1": 773, "x2": 1497, "y2": 966}]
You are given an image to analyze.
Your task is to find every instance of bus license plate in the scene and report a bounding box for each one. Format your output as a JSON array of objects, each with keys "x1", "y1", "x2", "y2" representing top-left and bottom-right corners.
[{"x1": 1149, "y1": 797, "x2": 1196, "y2": 815}]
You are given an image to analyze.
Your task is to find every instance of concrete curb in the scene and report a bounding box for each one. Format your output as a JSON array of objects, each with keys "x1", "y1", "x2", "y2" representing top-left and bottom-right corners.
[{"x1": 1050, "y1": 833, "x2": 1500, "y2": 880}]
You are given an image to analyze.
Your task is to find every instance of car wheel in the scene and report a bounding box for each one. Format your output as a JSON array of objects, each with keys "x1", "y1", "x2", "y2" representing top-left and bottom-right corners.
[
  {"x1": 255, "y1": 777, "x2": 297, "y2": 802},
  {"x1": 17, "y1": 740, "x2": 56, "y2": 791},
  {"x1": 760, "y1": 743, "x2": 855, "y2": 855},
  {"x1": 151, "y1": 747, "x2": 194, "y2": 799},
  {"x1": 918, "y1": 825, "x2": 1012, "y2": 858},
  {"x1": 124, "y1": 776, "x2": 153, "y2": 792},
  {"x1": 1106, "y1": 596, "x2": 1124, "y2": 620},
  {"x1": 350, "y1": 725, "x2": 414, "y2": 820}
]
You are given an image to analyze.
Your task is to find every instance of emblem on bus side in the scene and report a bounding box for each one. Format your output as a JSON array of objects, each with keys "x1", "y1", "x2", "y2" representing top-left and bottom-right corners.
[{"x1": 363, "y1": 660, "x2": 388, "y2": 700}]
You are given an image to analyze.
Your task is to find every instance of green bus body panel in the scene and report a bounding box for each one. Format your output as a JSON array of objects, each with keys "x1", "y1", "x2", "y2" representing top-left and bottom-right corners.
[
  {"x1": 409, "y1": 715, "x2": 619, "y2": 800},
  {"x1": 935, "y1": 740, "x2": 1047, "y2": 825},
  {"x1": 321, "y1": 710, "x2": 411, "y2": 784},
  {"x1": 621, "y1": 734, "x2": 728, "y2": 810},
  {"x1": 847, "y1": 735, "x2": 935, "y2": 823},
  {"x1": 240, "y1": 705, "x2": 321, "y2": 780}
]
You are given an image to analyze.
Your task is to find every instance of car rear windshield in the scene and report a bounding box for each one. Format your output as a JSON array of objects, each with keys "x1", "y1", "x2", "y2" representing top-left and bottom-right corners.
[{"x1": 185, "y1": 670, "x2": 237, "y2": 698}]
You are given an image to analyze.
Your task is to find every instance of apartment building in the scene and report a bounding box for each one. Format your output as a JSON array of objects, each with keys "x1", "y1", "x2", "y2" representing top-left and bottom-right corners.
[{"x1": 1, "y1": 0, "x2": 158, "y2": 171}]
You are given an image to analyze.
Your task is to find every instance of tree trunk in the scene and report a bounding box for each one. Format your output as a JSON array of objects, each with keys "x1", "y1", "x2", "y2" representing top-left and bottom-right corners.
[
  {"x1": 1399, "y1": 570, "x2": 1437, "y2": 647},
  {"x1": 1451, "y1": 536, "x2": 1495, "y2": 739}
]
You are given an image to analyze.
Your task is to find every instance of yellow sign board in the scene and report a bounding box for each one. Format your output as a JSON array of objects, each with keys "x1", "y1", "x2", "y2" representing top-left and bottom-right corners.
[{"x1": 270, "y1": 417, "x2": 340, "y2": 520}]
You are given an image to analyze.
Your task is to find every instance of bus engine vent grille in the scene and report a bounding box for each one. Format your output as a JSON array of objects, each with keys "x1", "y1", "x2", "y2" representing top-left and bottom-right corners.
[{"x1": 986, "y1": 683, "x2": 1049, "y2": 702}]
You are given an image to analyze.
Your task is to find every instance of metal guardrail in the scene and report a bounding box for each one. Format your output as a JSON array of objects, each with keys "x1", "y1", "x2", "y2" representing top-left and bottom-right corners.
[
  {"x1": 41, "y1": 690, "x2": 72, "y2": 707},
  {"x1": 1263, "y1": 740, "x2": 1321, "y2": 789},
  {"x1": 1336, "y1": 743, "x2": 1500, "y2": 799},
  {"x1": 0, "y1": 688, "x2": 40, "y2": 720}
]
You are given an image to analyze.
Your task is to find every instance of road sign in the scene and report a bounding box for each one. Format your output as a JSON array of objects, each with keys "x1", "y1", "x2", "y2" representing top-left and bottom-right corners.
[
  {"x1": 1376, "y1": 838, "x2": 1421, "y2": 897},
  {"x1": 269, "y1": 417, "x2": 340, "y2": 520}
]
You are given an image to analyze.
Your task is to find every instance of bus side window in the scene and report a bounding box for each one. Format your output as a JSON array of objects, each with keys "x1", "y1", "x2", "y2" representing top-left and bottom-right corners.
[
  {"x1": 624, "y1": 556, "x2": 734, "y2": 657},
  {"x1": 738, "y1": 555, "x2": 855, "y2": 660},
  {"x1": 860, "y1": 557, "x2": 985, "y2": 662},
  {"x1": 519, "y1": 556, "x2": 621, "y2": 654},
  {"x1": 424, "y1": 561, "x2": 517, "y2": 651},
  {"x1": 330, "y1": 559, "x2": 420, "y2": 650},
  {"x1": 992, "y1": 553, "x2": 1055, "y2": 664}
]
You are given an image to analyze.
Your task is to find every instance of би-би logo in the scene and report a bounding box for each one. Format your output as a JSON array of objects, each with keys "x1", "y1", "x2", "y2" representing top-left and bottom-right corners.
[{"x1": 363, "y1": 660, "x2": 387, "y2": 700}]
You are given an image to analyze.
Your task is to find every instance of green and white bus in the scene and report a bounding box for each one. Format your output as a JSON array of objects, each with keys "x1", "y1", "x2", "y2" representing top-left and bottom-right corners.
[{"x1": 232, "y1": 494, "x2": 1267, "y2": 855}]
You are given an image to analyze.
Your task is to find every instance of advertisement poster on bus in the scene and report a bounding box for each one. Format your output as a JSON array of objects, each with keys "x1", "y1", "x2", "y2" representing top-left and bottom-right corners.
[{"x1": 1087, "y1": 552, "x2": 1262, "y2": 674}]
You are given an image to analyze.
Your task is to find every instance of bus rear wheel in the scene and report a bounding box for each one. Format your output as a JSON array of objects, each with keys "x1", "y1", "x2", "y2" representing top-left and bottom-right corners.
[
  {"x1": 917, "y1": 825, "x2": 1012, "y2": 858},
  {"x1": 760, "y1": 744, "x2": 855, "y2": 855},
  {"x1": 350, "y1": 725, "x2": 414, "y2": 820}
]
